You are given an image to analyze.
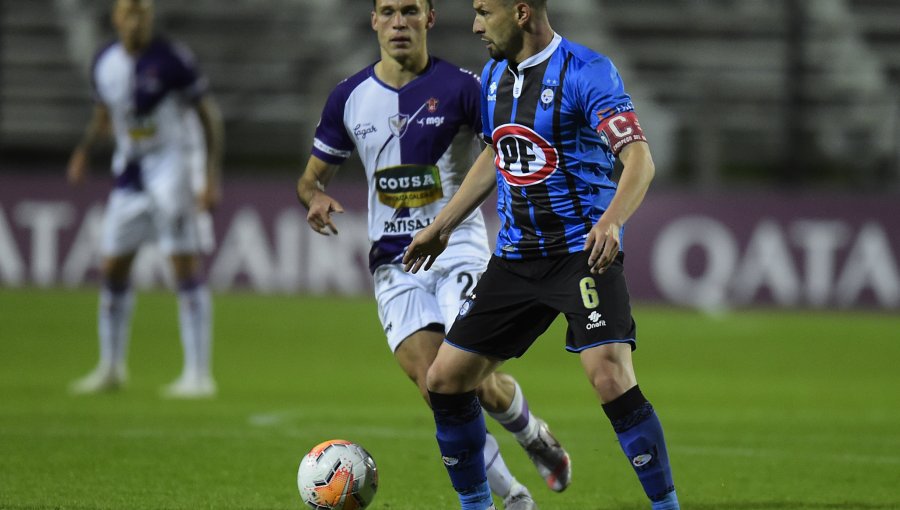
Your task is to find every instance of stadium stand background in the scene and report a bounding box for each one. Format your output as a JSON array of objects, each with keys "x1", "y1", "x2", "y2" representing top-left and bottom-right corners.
[{"x1": 1, "y1": 0, "x2": 899, "y2": 188}]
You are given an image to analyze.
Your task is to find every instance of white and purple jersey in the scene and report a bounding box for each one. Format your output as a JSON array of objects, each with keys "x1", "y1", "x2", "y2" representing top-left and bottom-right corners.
[
  {"x1": 312, "y1": 57, "x2": 491, "y2": 273},
  {"x1": 91, "y1": 36, "x2": 208, "y2": 189}
]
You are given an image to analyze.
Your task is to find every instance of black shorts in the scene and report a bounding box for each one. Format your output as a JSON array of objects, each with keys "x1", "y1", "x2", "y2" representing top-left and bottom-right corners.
[{"x1": 445, "y1": 251, "x2": 636, "y2": 360}]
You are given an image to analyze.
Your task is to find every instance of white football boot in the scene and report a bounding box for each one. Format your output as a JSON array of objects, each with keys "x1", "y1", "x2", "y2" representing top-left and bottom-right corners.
[
  {"x1": 519, "y1": 417, "x2": 571, "y2": 492},
  {"x1": 69, "y1": 363, "x2": 127, "y2": 394},
  {"x1": 502, "y1": 481, "x2": 537, "y2": 510},
  {"x1": 160, "y1": 372, "x2": 217, "y2": 399}
]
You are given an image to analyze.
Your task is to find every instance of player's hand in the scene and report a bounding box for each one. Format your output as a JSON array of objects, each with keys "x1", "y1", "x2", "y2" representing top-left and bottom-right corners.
[
  {"x1": 66, "y1": 147, "x2": 89, "y2": 185},
  {"x1": 584, "y1": 216, "x2": 621, "y2": 274},
  {"x1": 307, "y1": 192, "x2": 344, "y2": 236},
  {"x1": 402, "y1": 224, "x2": 449, "y2": 273}
]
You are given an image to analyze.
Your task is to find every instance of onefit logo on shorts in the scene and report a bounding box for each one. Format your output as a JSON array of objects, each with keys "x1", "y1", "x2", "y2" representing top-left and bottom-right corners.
[{"x1": 586, "y1": 311, "x2": 607, "y2": 330}]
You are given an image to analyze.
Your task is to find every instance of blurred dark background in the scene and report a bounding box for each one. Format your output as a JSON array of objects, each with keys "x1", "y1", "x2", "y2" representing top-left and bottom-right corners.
[{"x1": 2, "y1": 0, "x2": 899, "y2": 190}]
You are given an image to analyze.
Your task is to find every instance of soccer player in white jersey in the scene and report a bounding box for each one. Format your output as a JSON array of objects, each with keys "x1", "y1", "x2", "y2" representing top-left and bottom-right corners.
[
  {"x1": 297, "y1": 1, "x2": 571, "y2": 508},
  {"x1": 66, "y1": 0, "x2": 224, "y2": 398}
]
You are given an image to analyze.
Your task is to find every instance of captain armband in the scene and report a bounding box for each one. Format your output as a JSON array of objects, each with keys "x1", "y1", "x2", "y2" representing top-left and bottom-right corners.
[{"x1": 597, "y1": 111, "x2": 647, "y2": 155}]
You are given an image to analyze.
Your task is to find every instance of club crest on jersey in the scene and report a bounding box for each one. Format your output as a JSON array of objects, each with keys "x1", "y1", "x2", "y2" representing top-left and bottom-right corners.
[
  {"x1": 388, "y1": 113, "x2": 411, "y2": 138},
  {"x1": 539, "y1": 85, "x2": 557, "y2": 110},
  {"x1": 426, "y1": 97, "x2": 440, "y2": 113},
  {"x1": 491, "y1": 124, "x2": 559, "y2": 186}
]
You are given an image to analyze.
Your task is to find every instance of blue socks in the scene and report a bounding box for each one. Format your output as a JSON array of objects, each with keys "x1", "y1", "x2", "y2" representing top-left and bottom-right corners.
[
  {"x1": 459, "y1": 481, "x2": 492, "y2": 510},
  {"x1": 429, "y1": 385, "x2": 675, "y2": 510},
  {"x1": 603, "y1": 385, "x2": 678, "y2": 508},
  {"x1": 430, "y1": 390, "x2": 493, "y2": 510},
  {"x1": 651, "y1": 490, "x2": 680, "y2": 510}
]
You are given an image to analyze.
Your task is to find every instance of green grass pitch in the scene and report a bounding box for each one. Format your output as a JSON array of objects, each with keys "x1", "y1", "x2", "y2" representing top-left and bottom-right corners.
[{"x1": 1, "y1": 288, "x2": 899, "y2": 509}]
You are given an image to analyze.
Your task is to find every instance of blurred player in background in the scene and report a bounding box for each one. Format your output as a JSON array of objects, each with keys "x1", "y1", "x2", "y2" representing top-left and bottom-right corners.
[
  {"x1": 297, "y1": 1, "x2": 571, "y2": 508},
  {"x1": 67, "y1": 0, "x2": 224, "y2": 398},
  {"x1": 402, "y1": 0, "x2": 680, "y2": 508}
]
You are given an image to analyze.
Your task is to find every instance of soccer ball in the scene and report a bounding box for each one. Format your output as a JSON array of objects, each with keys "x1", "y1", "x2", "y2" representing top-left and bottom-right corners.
[{"x1": 297, "y1": 439, "x2": 378, "y2": 510}]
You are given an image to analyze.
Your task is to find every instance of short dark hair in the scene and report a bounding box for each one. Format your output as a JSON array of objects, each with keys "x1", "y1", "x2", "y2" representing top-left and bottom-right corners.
[
  {"x1": 502, "y1": 0, "x2": 547, "y2": 10},
  {"x1": 372, "y1": 0, "x2": 434, "y2": 10}
]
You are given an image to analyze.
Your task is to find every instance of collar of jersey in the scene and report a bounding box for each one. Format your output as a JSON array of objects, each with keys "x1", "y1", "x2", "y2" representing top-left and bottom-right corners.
[
  {"x1": 508, "y1": 32, "x2": 562, "y2": 74},
  {"x1": 369, "y1": 56, "x2": 436, "y2": 92}
]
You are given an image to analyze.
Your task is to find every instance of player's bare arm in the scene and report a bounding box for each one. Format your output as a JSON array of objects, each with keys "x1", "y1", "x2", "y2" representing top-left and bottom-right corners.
[
  {"x1": 195, "y1": 96, "x2": 225, "y2": 210},
  {"x1": 297, "y1": 155, "x2": 344, "y2": 236},
  {"x1": 585, "y1": 140, "x2": 655, "y2": 274},
  {"x1": 67, "y1": 104, "x2": 111, "y2": 185},
  {"x1": 403, "y1": 145, "x2": 497, "y2": 273}
]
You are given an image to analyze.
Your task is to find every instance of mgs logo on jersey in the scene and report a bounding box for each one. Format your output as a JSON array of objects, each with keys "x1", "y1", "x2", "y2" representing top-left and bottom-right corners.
[
  {"x1": 375, "y1": 164, "x2": 444, "y2": 208},
  {"x1": 491, "y1": 124, "x2": 559, "y2": 186}
]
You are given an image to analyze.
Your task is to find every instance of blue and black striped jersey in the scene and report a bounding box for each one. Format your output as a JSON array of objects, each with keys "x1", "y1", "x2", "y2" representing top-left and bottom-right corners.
[{"x1": 480, "y1": 34, "x2": 644, "y2": 260}]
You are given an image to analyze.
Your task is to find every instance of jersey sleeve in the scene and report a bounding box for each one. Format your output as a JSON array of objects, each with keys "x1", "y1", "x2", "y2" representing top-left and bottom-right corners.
[
  {"x1": 578, "y1": 56, "x2": 647, "y2": 155},
  {"x1": 90, "y1": 41, "x2": 116, "y2": 105},
  {"x1": 169, "y1": 41, "x2": 209, "y2": 102},
  {"x1": 311, "y1": 84, "x2": 354, "y2": 165}
]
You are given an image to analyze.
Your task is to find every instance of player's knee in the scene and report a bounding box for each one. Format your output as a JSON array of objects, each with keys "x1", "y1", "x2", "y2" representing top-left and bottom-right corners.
[
  {"x1": 587, "y1": 364, "x2": 637, "y2": 403},
  {"x1": 588, "y1": 370, "x2": 616, "y2": 393},
  {"x1": 101, "y1": 256, "x2": 134, "y2": 285},
  {"x1": 425, "y1": 363, "x2": 466, "y2": 394}
]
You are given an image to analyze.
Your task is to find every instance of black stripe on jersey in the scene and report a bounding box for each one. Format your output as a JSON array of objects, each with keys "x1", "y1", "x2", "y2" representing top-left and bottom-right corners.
[
  {"x1": 493, "y1": 64, "x2": 515, "y2": 130},
  {"x1": 496, "y1": 65, "x2": 538, "y2": 254},
  {"x1": 513, "y1": 59, "x2": 566, "y2": 256},
  {"x1": 488, "y1": 61, "x2": 514, "y2": 236},
  {"x1": 553, "y1": 52, "x2": 593, "y2": 238},
  {"x1": 491, "y1": 62, "x2": 531, "y2": 245}
]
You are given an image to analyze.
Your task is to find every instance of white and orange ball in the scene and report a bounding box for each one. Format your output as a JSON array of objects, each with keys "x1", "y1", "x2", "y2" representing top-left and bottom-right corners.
[{"x1": 297, "y1": 439, "x2": 378, "y2": 510}]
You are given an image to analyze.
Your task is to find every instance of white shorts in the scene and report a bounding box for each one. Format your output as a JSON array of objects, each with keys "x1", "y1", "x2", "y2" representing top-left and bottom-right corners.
[
  {"x1": 102, "y1": 146, "x2": 214, "y2": 257},
  {"x1": 100, "y1": 188, "x2": 204, "y2": 256},
  {"x1": 373, "y1": 255, "x2": 489, "y2": 352}
]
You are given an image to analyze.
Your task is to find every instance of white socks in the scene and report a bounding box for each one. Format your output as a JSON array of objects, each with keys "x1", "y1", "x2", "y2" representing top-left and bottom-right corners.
[
  {"x1": 484, "y1": 432, "x2": 514, "y2": 498},
  {"x1": 97, "y1": 284, "x2": 135, "y2": 371},
  {"x1": 488, "y1": 381, "x2": 540, "y2": 444},
  {"x1": 176, "y1": 282, "x2": 212, "y2": 380}
]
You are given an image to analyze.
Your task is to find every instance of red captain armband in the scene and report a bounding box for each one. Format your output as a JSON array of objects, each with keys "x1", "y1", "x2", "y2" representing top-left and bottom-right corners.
[{"x1": 597, "y1": 111, "x2": 647, "y2": 155}]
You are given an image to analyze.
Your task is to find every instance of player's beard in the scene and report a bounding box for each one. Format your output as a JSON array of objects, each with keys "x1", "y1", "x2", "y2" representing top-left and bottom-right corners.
[{"x1": 485, "y1": 40, "x2": 505, "y2": 61}]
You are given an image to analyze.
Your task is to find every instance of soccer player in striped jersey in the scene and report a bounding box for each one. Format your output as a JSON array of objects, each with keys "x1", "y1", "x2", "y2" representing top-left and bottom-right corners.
[
  {"x1": 297, "y1": 1, "x2": 573, "y2": 509},
  {"x1": 403, "y1": 0, "x2": 680, "y2": 508},
  {"x1": 67, "y1": 0, "x2": 223, "y2": 398}
]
